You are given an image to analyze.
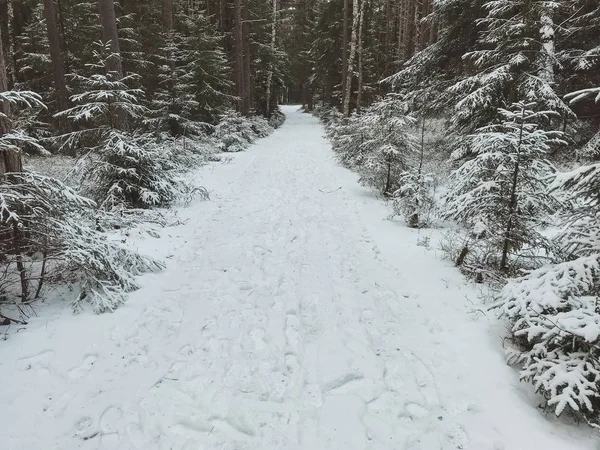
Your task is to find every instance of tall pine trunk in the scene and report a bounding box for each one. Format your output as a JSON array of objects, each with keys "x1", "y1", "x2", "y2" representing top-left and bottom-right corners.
[
  {"x1": 540, "y1": 11, "x2": 555, "y2": 84},
  {"x1": 0, "y1": 28, "x2": 21, "y2": 174},
  {"x1": 163, "y1": 0, "x2": 174, "y2": 31},
  {"x1": 265, "y1": 0, "x2": 277, "y2": 115},
  {"x1": 341, "y1": 0, "x2": 349, "y2": 105},
  {"x1": 0, "y1": 0, "x2": 11, "y2": 88},
  {"x1": 98, "y1": 0, "x2": 123, "y2": 79},
  {"x1": 343, "y1": 0, "x2": 360, "y2": 118},
  {"x1": 242, "y1": 0, "x2": 252, "y2": 112},
  {"x1": 355, "y1": 0, "x2": 366, "y2": 113},
  {"x1": 43, "y1": 0, "x2": 70, "y2": 130},
  {"x1": 234, "y1": 0, "x2": 251, "y2": 115}
]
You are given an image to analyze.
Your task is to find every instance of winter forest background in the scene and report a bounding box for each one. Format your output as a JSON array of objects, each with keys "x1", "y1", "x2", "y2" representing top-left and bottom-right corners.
[{"x1": 1, "y1": 0, "x2": 600, "y2": 437}]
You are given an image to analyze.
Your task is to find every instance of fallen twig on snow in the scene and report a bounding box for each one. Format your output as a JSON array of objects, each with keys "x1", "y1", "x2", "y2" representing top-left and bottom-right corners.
[{"x1": 318, "y1": 186, "x2": 342, "y2": 194}]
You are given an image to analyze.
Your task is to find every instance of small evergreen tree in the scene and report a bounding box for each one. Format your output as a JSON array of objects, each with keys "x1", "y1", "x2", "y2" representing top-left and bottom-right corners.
[
  {"x1": 392, "y1": 169, "x2": 436, "y2": 228},
  {"x1": 57, "y1": 43, "x2": 188, "y2": 209},
  {"x1": 354, "y1": 97, "x2": 418, "y2": 195},
  {"x1": 443, "y1": 102, "x2": 563, "y2": 273}
]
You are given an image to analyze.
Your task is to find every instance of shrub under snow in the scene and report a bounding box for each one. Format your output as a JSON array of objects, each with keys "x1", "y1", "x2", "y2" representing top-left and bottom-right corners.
[
  {"x1": 213, "y1": 110, "x2": 278, "y2": 152},
  {"x1": 0, "y1": 172, "x2": 163, "y2": 312},
  {"x1": 501, "y1": 134, "x2": 600, "y2": 425}
]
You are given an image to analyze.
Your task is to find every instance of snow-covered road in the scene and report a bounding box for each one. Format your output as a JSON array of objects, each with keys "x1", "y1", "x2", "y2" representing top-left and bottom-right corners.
[{"x1": 1, "y1": 106, "x2": 596, "y2": 449}]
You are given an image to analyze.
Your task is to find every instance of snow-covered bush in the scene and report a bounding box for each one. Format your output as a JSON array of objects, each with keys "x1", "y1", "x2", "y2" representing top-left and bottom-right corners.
[
  {"x1": 0, "y1": 172, "x2": 162, "y2": 311},
  {"x1": 269, "y1": 108, "x2": 286, "y2": 129},
  {"x1": 443, "y1": 102, "x2": 563, "y2": 274},
  {"x1": 213, "y1": 111, "x2": 273, "y2": 152},
  {"x1": 501, "y1": 258, "x2": 600, "y2": 423},
  {"x1": 500, "y1": 131, "x2": 600, "y2": 424},
  {"x1": 392, "y1": 168, "x2": 436, "y2": 228}
]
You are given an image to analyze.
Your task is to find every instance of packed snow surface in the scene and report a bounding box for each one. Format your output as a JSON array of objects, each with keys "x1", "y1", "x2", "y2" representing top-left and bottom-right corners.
[{"x1": 1, "y1": 106, "x2": 596, "y2": 449}]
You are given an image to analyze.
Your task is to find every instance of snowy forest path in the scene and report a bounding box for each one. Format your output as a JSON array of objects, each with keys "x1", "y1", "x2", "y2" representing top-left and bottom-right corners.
[{"x1": 0, "y1": 106, "x2": 595, "y2": 450}]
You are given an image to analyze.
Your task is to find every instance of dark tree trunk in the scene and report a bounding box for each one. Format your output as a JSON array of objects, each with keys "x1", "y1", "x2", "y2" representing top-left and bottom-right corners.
[
  {"x1": 342, "y1": 0, "x2": 349, "y2": 103},
  {"x1": 98, "y1": 0, "x2": 123, "y2": 79},
  {"x1": 500, "y1": 109, "x2": 525, "y2": 272},
  {"x1": 11, "y1": 1, "x2": 33, "y2": 84},
  {"x1": 43, "y1": 0, "x2": 70, "y2": 127},
  {"x1": 234, "y1": 0, "x2": 251, "y2": 115},
  {"x1": 0, "y1": 29, "x2": 23, "y2": 174},
  {"x1": 0, "y1": 0, "x2": 12, "y2": 88},
  {"x1": 163, "y1": 0, "x2": 174, "y2": 31},
  {"x1": 242, "y1": 0, "x2": 252, "y2": 112}
]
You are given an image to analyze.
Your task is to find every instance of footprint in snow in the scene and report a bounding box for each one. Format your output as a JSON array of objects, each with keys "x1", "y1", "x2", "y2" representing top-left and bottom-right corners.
[
  {"x1": 68, "y1": 354, "x2": 98, "y2": 379},
  {"x1": 17, "y1": 349, "x2": 55, "y2": 373}
]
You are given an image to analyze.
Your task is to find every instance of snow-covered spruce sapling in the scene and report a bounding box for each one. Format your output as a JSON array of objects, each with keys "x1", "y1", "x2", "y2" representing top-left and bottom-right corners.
[
  {"x1": 392, "y1": 118, "x2": 436, "y2": 228},
  {"x1": 148, "y1": 32, "x2": 205, "y2": 138},
  {"x1": 353, "y1": 97, "x2": 418, "y2": 195},
  {"x1": 56, "y1": 42, "x2": 190, "y2": 209},
  {"x1": 443, "y1": 102, "x2": 563, "y2": 274},
  {"x1": 0, "y1": 172, "x2": 163, "y2": 311}
]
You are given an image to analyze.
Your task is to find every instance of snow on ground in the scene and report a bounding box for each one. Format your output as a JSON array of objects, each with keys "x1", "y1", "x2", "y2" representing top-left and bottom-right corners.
[{"x1": 1, "y1": 105, "x2": 597, "y2": 449}]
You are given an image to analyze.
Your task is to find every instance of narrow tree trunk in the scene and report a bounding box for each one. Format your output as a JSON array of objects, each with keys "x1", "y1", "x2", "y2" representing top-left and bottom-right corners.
[
  {"x1": 0, "y1": 0, "x2": 11, "y2": 88},
  {"x1": 242, "y1": 0, "x2": 252, "y2": 113},
  {"x1": 418, "y1": 116, "x2": 425, "y2": 173},
  {"x1": 341, "y1": 0, "x2": 349, "y2": 105},
  {"x1": 163, "y1": 0, "x2": 174, "y2": 31},
  {"x1": 234, "y1": 0, "x2": 250, "y2": 115},
  {"x1": 0, "y1": 26, "x2": 21, "y2": 174},
  {"x1": 43, "y1": 0, "x2": 70, "y2": 127},
  {"x1": 265, "y1": 0, "x2": 277, "y2": 115},
  {"x1": 12, "y1": 223, "x2": 28, "y2": 303},
  {"x1": 384, "y1": 158, "x2": 392, "y2": 194},
  {"x1": 56, "y1": 0, "x2": 71, "y2": 74},
  {"x1": 98, "y1": 0, "x2": 123, "y2": 79},
  {"x1": 500, "y1": 108, "x2": 525, "y2": 271},
  {"x1": 355, "y1": 0, "x2": 366, "y2": 113},
  {"x1": 401, "y1": 0, "x2": 417, "y2": 61},
  {"x1": 540, "y1": 11, "x2": 555, "y2": 84},
  {"x1": 343, "y1": 0, "x2": 360, "y2": 117}
]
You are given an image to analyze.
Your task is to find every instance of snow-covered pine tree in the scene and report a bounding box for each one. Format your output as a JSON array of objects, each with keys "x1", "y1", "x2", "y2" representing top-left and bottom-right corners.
[
  {"x1": 148, "y1": 10, "x2": 233, "y2": 136},
  {"x1": 56, "y1": 42, "x2": 189, "y2": 209},
  {"x1": 148, "y1": 31, "x2": 204, "y2": 137},
  {"x1": 391, "y1": 118, "x2": 436, "y2": 228},
  {"x1": 384, "y1": 0, "x2": 486, "y2": 121},
  {"x1": 443, "y1": 102, "x2": 563, "y2": 274},
  {"x1": 353, "y1": 96, "x2": 418, "y2": 195},
  {"x1": 249, "y1": 0, "x2": 288, "y2": 117},
  {"x1": 446, "y1": 0, "x2": 573, "y2": 133}
]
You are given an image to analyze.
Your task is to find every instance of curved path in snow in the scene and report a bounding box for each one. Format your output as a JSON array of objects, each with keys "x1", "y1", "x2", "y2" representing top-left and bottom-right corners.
[{"x1": 1, "y1": 106, "x2": 595, "y2": 449}]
